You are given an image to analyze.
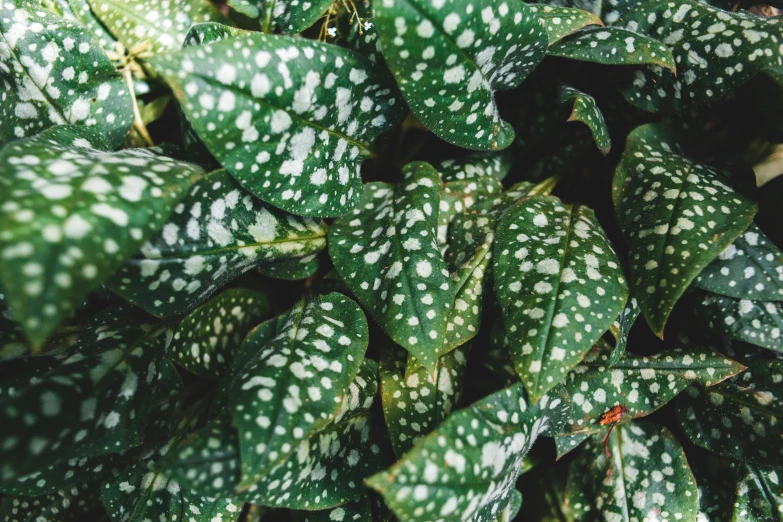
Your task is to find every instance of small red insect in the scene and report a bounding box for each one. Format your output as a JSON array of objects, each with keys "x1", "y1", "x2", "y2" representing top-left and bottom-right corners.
[{"x1": 599, "y1": 404, "x2": 629, "y2": 458}]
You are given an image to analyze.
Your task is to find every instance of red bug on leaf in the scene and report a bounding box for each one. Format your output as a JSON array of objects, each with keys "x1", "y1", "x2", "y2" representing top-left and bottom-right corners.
[{"x1": 599, "y1": 404, "x2": 628, "y2": 458}]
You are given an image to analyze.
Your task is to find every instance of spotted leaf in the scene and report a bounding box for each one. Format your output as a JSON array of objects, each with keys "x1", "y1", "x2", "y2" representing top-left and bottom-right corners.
[
  {"x1": 367, "y1": 384, "x2": 570, "y2": 522},
  {"x1": 493, "y1": 195, "x2": 628, "y2": 402},
  {"x1": 607, "y1": 295, "x2": 639, "y2": 364},
  {"x1": 676, "y1": 357, "x2": 783, "y2": 464},
  {"x1": 561, "y1": 345, "x2": 745, "y2": 435},
  {"x1": 695, "y1": 224, "x2": 783, "y2": 301},
  {"x1": 0, "y1": 306, "x2": 169, "y2": 490},
  {"x1": 0, "y1": 126, "x2": 202, "y2": 348},
  {"x1": 231, "y1": 292, "x2": 369, "y2": 487},
  {"x1": 101, "y1": 458, "x2": 243, "y2": 522},
  {"x1": 438, "y1": 151, "x2": 513, "y2": 182},
  {"x1": 0, "y1": 480, "x2": 100, "y2": 522},
  {"x1": 168, "y1": 288, "x2": 270, "y2": 380},
  {"x1": 566, "y1": 421, "x2": 699, "y2": 522},
  {"x1": 161, "y1": 359, "x2": 381, "y2": 509},
  {"x1": 731, "y1": 464, "x2": 783, "y2": 521},
  {"x1": 239, "y1": 408, "x2": 387, "y2": 509},
  {"x1": 693, "y1": 290, "x2": 783, "y2": 353},
  {"x1": 613, "y1": 123, "x2": 757, "y2": 336},
  {"x1": 374, "y1": 0, "x2": 548, "y2": 150},
  {"x1": 618, "y1": 0, "x2": 783, "y2": 111},
  {"x1": 558, "y1": 85, "x2": 610, "y2": 154},
  {"x1": 528, "y1": 5, "x2": 603, "y2": 44},
  {"x1": 548, "y1": 27, "x2": 676, "y2": 70},
  {"x1": 88, "y1": 0, "x2": 227, "y2": 54},
  {"x1": 107, "y1": 169, "x2": 327, "y2": 317},
  {"x1": 295, "y1": 497, "x2": 373, "y2": 522},
  {"x1": 150, "y1": 33, "x2": 404, "y2": 217},
  {"x1": 227, "y1": 0, "x2": 333, "y2": 34},
  {"x1": 380, "y1": 342, "x2": 470, "y2": 457},
  {"x1": 328, "y1": 162, "x2": 451, "y2": 371},
  {"x1": 0, "y1": 2, "x2": 132, "y2": 147}
]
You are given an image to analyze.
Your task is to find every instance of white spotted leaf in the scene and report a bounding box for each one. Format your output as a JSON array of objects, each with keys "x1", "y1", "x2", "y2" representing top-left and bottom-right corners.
[
  {"x1": 607, "y1": 295, "x2": 640, "y2": 364},
  {"x1": 618, "y1": 0, "x2": 783, "y2": 111},
  {"x1": 558, "y1": 85, "x2": 611, "y2": 154},
  {"x1": 168, "y1": 288, "x2": 270, "y2": 380},
  {"x1": 560, "y1": 345, "x2": 745, "y2": 436},
  {"x1": 367, "y1": 383, "x2": 570, "y2": 522},
  {"x1": 694, "y1": 223, "x2": 783, "y2": 301},
  {"x1": 100, "y1": 449, "x2": 243, "y2": 522},
  {"x1": 676, "y1": 357, "x2": 783, "y2": 464},
  {"x1": 328, "y1": 162, "x2": 451, "y2": 371},
  {"x1": 0, "y1": 306, "x2": 170, "y2": 490},
  {"x1": 161, "y1": 360, "x2": 383, "y2": 508},
  {"x1": 0, "y1": 2, "x2": 132, "y2": 148},
  {"x1": 380, "y1": 342, "x2": 470, "y2": 457},
  {"x1": 528, "y1": 4, "x2": 603, "y2": 44},
  {"x1": 107, "y1": 169, "x2": 327, "y2": 317},
  {"x1": 493, "y1": 195, "x2": 628, "y2": 402},
  {"x1": 88, "y1": 0, "x2": 228, "y2": 54},
  {"x1": 566, "y1": 421, "x2": 699, "y2": 522},
  {"x1": 729, "y1": 463, "x2": 783, "y2": 521},
  {"x1": 374, "y1": 0, "x2": 549, "y2": 151},
  {"x1": 227, "y1": 0, "x2": 333, "y2": 34},
  {"x1": 0, "y1": 481, "x2": 99, "y2": 521},
  {"x1": 692, "y1": 290, "x2": 783, "y2": 353},
  {"x1": 149, "y1": 33, "x2": 405, "y2": 217},
  {"x1": 0, "y1": 125, "x2": 203, "y2": 348},
  {"x1": 548, "y1": 27, "x2": 676, "y2": 70},
  {"x1": 230, "y1": 292, "x2": 369, "y2": 488},
  {"x1": 613, "y1": 123, "x2": 757, "y2": 336}
]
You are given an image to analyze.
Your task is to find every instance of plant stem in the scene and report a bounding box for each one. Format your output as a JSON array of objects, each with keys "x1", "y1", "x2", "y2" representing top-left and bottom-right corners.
[{"x1": 123, "y1": 68, "x2": 154, "y2": 147}]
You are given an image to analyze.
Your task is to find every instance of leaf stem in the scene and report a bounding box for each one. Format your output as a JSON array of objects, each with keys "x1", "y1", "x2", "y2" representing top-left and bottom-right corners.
[
  {"x1": 263, "y1": 0, "x2": 277, "y2": 34},
  {"x1": 124, "y1": 68, "x2": 154, "y2": 147}
]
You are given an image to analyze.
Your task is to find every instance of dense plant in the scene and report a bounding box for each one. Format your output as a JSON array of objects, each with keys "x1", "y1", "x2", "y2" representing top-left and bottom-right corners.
[{"x1": 2, "y1": 0, "x2": 783, "y2": 520}]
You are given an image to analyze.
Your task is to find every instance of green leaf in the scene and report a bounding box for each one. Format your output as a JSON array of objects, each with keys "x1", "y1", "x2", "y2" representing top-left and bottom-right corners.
[
  {"x1": 731, "y1": 464, "x2": 783, "y2": 521},
  {"x1": 162, "y1": 360, "x2": 384, "y2": 508},
  {"x1": 88, "y1": 0, "x2": 228, "y2": 54},
  {"x1": 493, "y1": 195, "x2": 628, "y2": 401},
  {"x1": 169, "y1": 288, "x2": 270, "y2": 380},
  {"x1": 374, "y1": 0, "x2": 548, "y2": 150},
  {"x1": 0, "y1": 291, "x2": 27, "y2": 361},
  {"x1": 0, "y1": 306, "x2": 169, "y2": 489},
  {"x1": 613, "y1": 123, "x2": 757, "y2": 336},
  {"x1": 257, "y1": 253, "x2": 321, "y2": 280},
  {"x1": 607, "y1": 295, "x2": 639, "y2": 365},
  {"x1": 45, "y1": 0, "x2": 119, "y2": 51},
  {"x1": 548, "y1": 27, "x2": 676, "y2": 70},
  {"x1": 380, "y1": 342, "x2": 470, "y2": 457},
  {"x1": 528, "y1": 5, "x2": 603, "y2": 44},
  {"x1": 367, "y1": 383, "x2": 570, "y2": 522},
  {"x1": 295, "y1": 497, "x2": 373, "y2": 522},
  {"x1": 227, "y1": 0, "x2": 333, "y2": 33},
  {"x1": 694, "y1": 224, "x2": 783, "y2": 301},
  {"x1": 149, "y1": 32, "x2": 405, "y2": 217},
  {"x1": 0, "y1": 126, "x2": 202, "y2": 347},
  {"x1": 676, "y1": 357, "x2": 783, "y2": 464},
  {"x1": 101, "y1": 458, "x2": 243, "y2": 522},
  {"x1": 0, "y1": 480, "x2": 100, "y2": 522},
  {"x1": 0, "y1": 2, "x2": 132, "y2": 148},
  {"x1": 436, "y1": 151, "x2": 512, "y2": 182},
  {"x1": 558, "y1": 85, "x2": 610, "y2": 154},
  {"x1": 107, "y1": 169, "x2": 327, "y2": 317},
  {"x1": 329, "y1": 162, "x2": 451, "y2": 371},
  {"x1": 618, "y1": 0, "x2": 783, "y2": 111},
  {"x1": 566, "y1": 421, "x2": 699, "y2": 522},
  {"x1": 693, "y1": 290, "x2": 783, "y2": 353},
  {"x1": 239, "y1": 408, "x2": 387, "y2": 509},
  {"x1": 231, "y1": 292, "x2": 369, "y2": 487},
  {"x1": 561, "y1": 346, "x2": 745, "y2": 435}
]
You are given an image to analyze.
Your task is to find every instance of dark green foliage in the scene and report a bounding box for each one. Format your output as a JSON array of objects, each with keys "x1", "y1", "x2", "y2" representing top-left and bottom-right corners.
[{"x1": 1, "y1": 0, "x2": 782, "y2": 520}]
